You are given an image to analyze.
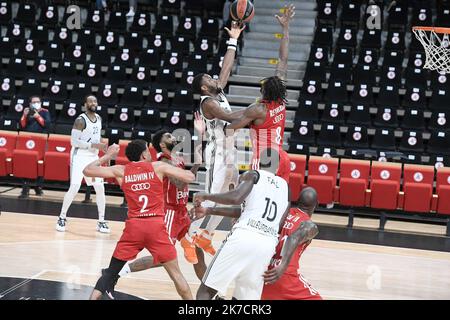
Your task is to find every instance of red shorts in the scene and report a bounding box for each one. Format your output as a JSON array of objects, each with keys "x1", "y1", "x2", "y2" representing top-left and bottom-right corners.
[
  {"x1": 261, "y1": 273, "x2": 322, "y2": 300},
  {"x1": 113, "y1": 216, "x2": 177, "y2": 265},
  {"x1": 164, "y1": 206, "x2": 191, "y2": 243},
  {"x1": 251, "y1": 149, "x2": 290, "y2": 184}
]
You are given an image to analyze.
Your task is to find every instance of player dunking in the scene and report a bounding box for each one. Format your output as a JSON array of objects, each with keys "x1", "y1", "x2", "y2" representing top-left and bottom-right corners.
[
  {"x1": 262, "y1": 187, "x2": 322, "y2": 300},
  {"x1": 190, "y1": 149, "x2": 290, "y2": 300},
  {"x1": 56, "y1": 95, "x2": 110, "y2": 233},
  {"x1": 117, "y1": 113, "x2": 208, "y2": 280},
  {"x1": 189, "y1": 21, "x2": 246, "y2": 258},
  {"x1": 83, "y1": 140, "x2": 195, "y2": 300},
  {"x1": 228, "y1": 5, "x2": 295, "y2": 183}
]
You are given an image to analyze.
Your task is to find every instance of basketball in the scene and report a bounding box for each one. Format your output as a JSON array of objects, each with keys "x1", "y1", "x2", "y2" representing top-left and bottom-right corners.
[{"x1": 230, "y1": 0, "x2": 255, "y2": 23}]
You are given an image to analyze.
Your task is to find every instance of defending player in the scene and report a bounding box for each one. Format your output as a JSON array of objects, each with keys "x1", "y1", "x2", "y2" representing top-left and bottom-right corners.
[{"x1": 261, "y1": 187, "x2": 322, "y2": 300}]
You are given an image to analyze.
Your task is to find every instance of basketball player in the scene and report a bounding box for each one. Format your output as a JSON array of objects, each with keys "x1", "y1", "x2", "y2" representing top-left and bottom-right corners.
[
  {"x1": 189, "y1": 21, "x2": 246, "y2": 257},
  {"x1": 56, "y1": 95, "x2": 109, "y2": 233},
  {"x1": 84, "y1": 140, "x2": 195, "y2": 300},
  {"x1": 261, "y1": 187, "x2": 322, "y2": 300},
  {"x1": 190, "y1": 149, "x2": 290, "y2": 300},
  {"x1": 227, "y1": 4, "x2": 295, "y2": 183},
  {"x1": 118, "y1": 112, "x2": 208, "y2": 280}
]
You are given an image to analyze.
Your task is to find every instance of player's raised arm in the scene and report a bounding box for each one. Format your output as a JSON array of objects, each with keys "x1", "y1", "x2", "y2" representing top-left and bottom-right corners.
[
  {"x1": 217, "y1": 21, "x2": 246, "y2": 89},
  {"x1": 193, "y1": 170, "x2": 258, "y2": 206},
  {"x1": 155, "y1": 161, "x2": 195, "y2": 184},
  {"x1": 202, "y1": 98, "x2": 245, "y2": 122},
  {"x1": 263, "y1": 220, "x2": 318, "y2": 284},
  {"x1": 274, "y1": 4, "x2": 295, "y2": 80},
  {"x1": 83, "y1": 144, "x2": 124, "y2": 180}
]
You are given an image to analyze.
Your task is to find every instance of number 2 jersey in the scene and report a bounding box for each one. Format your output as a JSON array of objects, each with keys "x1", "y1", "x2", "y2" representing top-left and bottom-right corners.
[
  {"x1": 233, "y1": 170, "x2": 289, "y2": 240},
  {"x1": 121, "y1": 161, "x2": 165, "y2": 219}
]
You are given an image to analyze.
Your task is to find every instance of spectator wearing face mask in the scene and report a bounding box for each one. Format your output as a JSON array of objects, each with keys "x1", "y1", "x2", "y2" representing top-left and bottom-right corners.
[{"x1": 20, "y1": 96, "x2": 51, "y2": 134}]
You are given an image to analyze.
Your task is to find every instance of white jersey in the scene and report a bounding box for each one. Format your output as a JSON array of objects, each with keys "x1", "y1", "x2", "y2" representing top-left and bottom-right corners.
[
  {"x1": 200, "y1": 92, "x2": 235, "y2": 151},
  {"x1": 71, "y1": 113, "x2": 102, "y2": 157},
  {"x1": 233, "y1": 170, "x2": 289, "y2": 239}
]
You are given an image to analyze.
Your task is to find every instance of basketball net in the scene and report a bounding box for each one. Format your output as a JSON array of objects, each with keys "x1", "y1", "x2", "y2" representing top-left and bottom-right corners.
[{"x1": 412, "y1": 26, "x2": 450, "y2": 73}]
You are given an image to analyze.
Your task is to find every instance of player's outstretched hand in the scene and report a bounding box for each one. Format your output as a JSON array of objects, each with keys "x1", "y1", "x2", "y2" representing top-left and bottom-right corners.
[
  {"x1": 105, "y1": 143, "x2": 120, "y2": 157},
  {"x1": 189, "y1": 206, "x2": 208, "y2": 221},
  {"x1": 275, "y1": 4, "x2": 295, "y2": 28},
  {"x1": 263, "y1": 266, "x2": 285, "y2": 284},
  {"x1": 224, "y1": 21, "x2": 246, "y2": 39},
  {"x1": 92, "y1": 142, "x2": 108, "y2": 152},
  {"x1": 193, "y1": 111, "x2": 205, "y2": 137},
  {"x1": 193, "y1": 192, "x2": 207, "y2": 206}
]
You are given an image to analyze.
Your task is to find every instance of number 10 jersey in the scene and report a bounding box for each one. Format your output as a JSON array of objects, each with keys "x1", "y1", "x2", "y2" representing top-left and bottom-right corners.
[{"x1": 233, "y1": 170, "x2": 289, "y2": 240}]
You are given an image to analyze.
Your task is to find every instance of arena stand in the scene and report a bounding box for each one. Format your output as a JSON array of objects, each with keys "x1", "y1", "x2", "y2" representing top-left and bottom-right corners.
[{"x1": 0, "y1": 0, "x2": 449, "y2": 236}]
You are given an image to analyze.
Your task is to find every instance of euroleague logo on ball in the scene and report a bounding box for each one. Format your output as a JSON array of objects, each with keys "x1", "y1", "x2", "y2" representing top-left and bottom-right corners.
[{"x1": 230, "y1": 0, "x2": 255, "y2": 23}]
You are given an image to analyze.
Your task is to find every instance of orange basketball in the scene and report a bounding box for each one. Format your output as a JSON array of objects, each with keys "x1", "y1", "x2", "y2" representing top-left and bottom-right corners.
[{"x1": 230, "y1": 0, "x2": 255, "y2": 23}]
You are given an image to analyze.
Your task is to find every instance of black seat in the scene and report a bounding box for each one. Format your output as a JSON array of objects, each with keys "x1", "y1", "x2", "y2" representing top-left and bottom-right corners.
[
  {"x1": 289, "y1": 120, "x2": 316, "y2": 153},
  {"x1": 347, "y1": 104, "x2": 372, "y2": 127},
  {"x1": 29, "y1": 25, "x2": 49, "y2": 45},
  {"x1": 84, "y1": 9, "x2": 105, "y2": 31},
  {"x1": 358, "y1": 48, "x2": 379, "y2": 68},
  {"x1": 38, "y1": 5, "x2": 58, "y2": 27},
  {"x1": 99, "y1": 31, "x2": 120, "y2": 51},
  {"x1": 427, "y1": 130, "x2": 450, "y2": 155},
  {"x1": 186, "y1": 53, "x2": 208, "y2": 74},
  {"x1": 164, "y1": 110, "x2": 187, "y2": 132},
  {"x1": 170, "y1": 36, "x2": 191, "y2": 56},
  {"x1": 98, "y1": 83, "x2": 119, "y2": 106},
  {"x1": 0, "y1": 36, "x2": 14, "y2": 59},
  {"x1": 135, "y1": 107, "x2": 162, "y2": 132},
  {"x1": 5, "y1": 97, "x2": 28, "y2": 121},
  {"x1": 114, "y1": 48, "x2": 136, "y2": 68},
  {"x1": 162, "y1": 51, "x2": 184, "y2": 71},
  {"x1": 124, "y1": 32, "x2": 146, "y2": 53},
  {"x1": 429, "y1": 87, "x2": 450, "y2": 111},
  {"x1": 199, "y1": 18, "x2": 220, "y2": 41},
  {"x1": 309, "y1": 45, "x2": 330, "y2": 65},
  {"x1": 303, "y1": 62, "x2": 327, "y2": 83},
  {"x1": 385, "y1": 31, "x2": 406, "y2": 51},
  {"x1": 171, "y1": 89, "x2": 194, "y2": 112},
  {"x1": 65, "y1": 44, "x2": 87, "y2": 65},
  {"x1": 6, "y1": 24, "x2": 26, "y2": 43},
  {"x1": 411, "y1": 5, "x2": 432, "y2": 27},
  {"x1": 17, "y1": 78, "x2": 42, "y2": 99},
  {"x1": 120, "y1": 85, "x2": 145, "y2": 108},
  {"x1": 194, "y1": 37, "x2": 215, "y2": 57},
  {"x1": 110, "y1": 106, "x2": 135, "y2": 130},
  {"x1": 153, "y1": 15, "x2": 174, "y2": 36},
  {"x1": 371, "y1": 128, "x2": 396, "y2": 151},
  {"x1": 402, "y1": 87, "x2": 427, "y2": 109},
  {"x1": 104, "y1": 128, "x2": 125, "y2": 145},
  {"x1": 300, "y1": 79, "x2": 323, "y2": 102},
  {"x1": 427, "y1": 154, "x2": 450, "y2": 169},
  {"x1": 42, "y1": 42, "x2": 63, "y2": 63},
  {"x1": 401, "y1": 108, "x2": 425, "y2": 130},
  {"x1": 148, "y1": 34, "x2": 167, "y2": 54},
  {"x1": 373, "y1": 107, "x2": 398, "y2": 128},
  {"x1": 312, "y1": 24, "x2": 333, "y2": 46},
  {"x1": 17, "y1": 39, "x2": 40, "y2": 60},
  {"x1": 344, "y1": 125, "x2": 369, "y2": 149},
  {"x1": 321, "y1": 103, "x2": 344, "y2": 125},
  {"x1": 399, "y1": 131, "x2": 424, "y2": 153},
  {"x1": 404, "y1": 68, "x2": 428, "y2": 89},
  {"x1": 353, "y1": 64, "x2": 376, "y2": 86},
  {"x1": 324, "y1": 80, "x2": 348, "y2": 104},
  {"x1": 107, "y1": 11, "x2": 127, "y2": 33},
  {"x1": 382, "y1": 50, "x2": 404, "y2": 68},
  {"x1": 54, "y1": 61, "x2": 78, "y2": 82},
  {"x1": 5, "y1": 58, "x2": 28, "y2": 79},
  {"x1": 14, "y1": 3, "x2": 36, "y2": 26},
  {"x1": 155, "y1": 68, "x2": 177, "y2": 91},
  {"x1": 387, "y1": 2, "x2": 408, "y2": 31},
  {"x1": 131, "y1": 129, "x2": 153, "y2": 143},
  {"x1": 295, "y1": 99, "x2": 319, "y2": 123},
  {"x1": 317, "y1": 1, "x2": 338, "y2": 26},
  {"x1": 130, "y1": 13, "x2": 152, "y2": 33},
  {"x1": 341, "y1": 0, "x2": 361, "y2": 27},
  {"x1": 57, "y1": 101, "x2": 81, "y2": 125},
  {"x1": 69, "y1": 82, "x2": 92, "y2": 102},
  {"x1": 53, "y1": 27, "x2": 73, "y2": 48},
  {"x1": 436, "y1": 5, "x2": 450, "y2": 27},
  {"x1": 147, "y1": 87, "x2": 169, "y2": 109},
  {"x1": 329, "y1": 63, "x2": 352, "y2": 83},
  {"x1": 428, "y1": 111, "x2": 450, "y2": 132},
  {"x1": 376, "y1": 84, "x2": 400, "y2": 108},
  {"x1": 0, "y1": 2, "x2": 12, "y2": 26},
  {"x1": 176, "y1": 16, "x2": 197, "y2": 40},
  {"x1": 407, "y1": 52, "x2": 426, "y2": 70},
  {"x1": 360, "y1": 28, "x2": 381, "y2": 49},
  {"x1": 0, "y1": 76, "x2": 15, "y2": 99},
  {"x1": 105, "y1": 65, "x2": 128, "y2": 85},
  {"x1": 317, "y1": 123, "x2": 341, "y2": 147},
  {"x1": 44, "y1": 79, "x2": 68, "y2": 103},
  {"x1": 333, "y1": 47, "x2": 354, "y2": 65},
  {"x1": 80, "y1": 63, "x2": 103, "y2": 85},
  {"x1": 138, "y1": 48, "x2": 161, "y2": 69},
  {"x1": 129, "y1": 66, "x2": 152, "y2": 87},
  {"x1": 351, "y1": 84, "x2": 374, "y2": 106},
  {"x1": 336, "y1": 27, "x2": 358, "y2": 48},
  {"x1": 89, "y1": 45, "x2": 112, "y2": 66}
]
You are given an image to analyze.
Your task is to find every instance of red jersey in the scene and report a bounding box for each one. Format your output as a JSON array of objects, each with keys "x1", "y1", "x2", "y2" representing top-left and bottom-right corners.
[
  {"x1": 250, "y1": 99, "x2": 286, "y2": 154},
  {"x1": 121, "y1": 161, "x2": 165, "y2": 219},
  {"x1": 158, "y1": 153, "x2": 189, "y2": 207},
  {"x1": 268, "y1": 207, "x2": 312, "y2": 276}
]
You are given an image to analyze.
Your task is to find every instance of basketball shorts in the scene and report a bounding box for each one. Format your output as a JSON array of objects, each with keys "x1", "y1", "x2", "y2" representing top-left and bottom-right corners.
[
  {"x1": 204, "y1": 144, "x2": 239, "y2": 207},
  {"x1": 113, "y1": 216, "x2": 177, "y2": 265},
  {"x1": 70, "y1": 151, "x2": 104, "y2": 186},
  {"x1": 164, "y1": 206, "x2": 191, "y2": 243},
  {"x1": 251, "y1": 148, "x2": 290, "y2": 184},
  {"x1": 261, "y1": 273, "x2": 322, "y2": 300},
  {"x1": 202, "y1": 228, "x2": 278, "y2": 300}
]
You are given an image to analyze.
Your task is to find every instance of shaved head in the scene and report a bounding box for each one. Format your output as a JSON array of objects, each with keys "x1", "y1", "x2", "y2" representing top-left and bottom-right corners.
[{"x1": 297, "y1": 187, "x2": 317, "y2": 215}]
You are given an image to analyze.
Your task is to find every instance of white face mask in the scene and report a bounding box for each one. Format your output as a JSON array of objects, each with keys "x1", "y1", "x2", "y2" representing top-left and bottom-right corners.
[{"x1": 31, "y1": 102, "x2": 41, "y2": 110}]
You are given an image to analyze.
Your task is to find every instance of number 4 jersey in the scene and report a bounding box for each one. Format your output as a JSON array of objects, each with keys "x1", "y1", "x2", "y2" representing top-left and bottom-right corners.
[
  {"x1": 233, "y1": 170, "x2": 289, "y2": 240},
  {"x1": 121, "y1": 161, "x2": 165, "y2": 219}
]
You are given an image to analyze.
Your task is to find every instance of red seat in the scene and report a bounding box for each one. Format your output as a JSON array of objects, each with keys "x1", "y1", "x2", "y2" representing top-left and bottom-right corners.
[
  {"x1": 403, "y1": 164, "x2": 434, "y2": 213},
  {"x1": 370, "y1": 162, "x2": 402, "y2": 210},
  {"x1": 339, "y1": 159, "x2": 371, "y2": 207},
  {"x1": 288, "y1": 153, "x2": 307, "y2": 201},
  {"x1": 306, "y1": 156, "x2": 339, "y2": 205},
  {"x1": 0, "y1": 130, "x2": 18, "y2": 176},
  {"x1": 12, "y1": 132, "x2": 48, "y2": 179},
  {"x1": 436, "y1": 168, "x2": 450, "y2": 215},
  {"x1": 115, "y1": 139, "x2": 131, "y2": 166},
  {"x1": 44, "y1": 134, "x2": 71, "y2": 182}
]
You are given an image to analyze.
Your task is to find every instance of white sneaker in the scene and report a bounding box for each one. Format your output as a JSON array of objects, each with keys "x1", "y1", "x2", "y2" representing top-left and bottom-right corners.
[
  {"x1": 97, "y1": 221, "x2": 110, "y2": 233},
  {"x1": 126, "y1": 8, "x2": 135, "y2": 17},
  {"x1": 56, "y1": 217, "x2": 66, "y2": 232}
]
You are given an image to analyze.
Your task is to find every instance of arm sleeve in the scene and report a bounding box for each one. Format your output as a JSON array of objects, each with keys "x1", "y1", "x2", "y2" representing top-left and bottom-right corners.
[
  {"x1": 41, "y1": 110, "x2": 51, "y2": 130},
  {"x1": 20, "y1": 114, "x2": 27, "y2": 129},
  {"x1": 71, "y1": 129, "x2": 91, "y2": 149}
]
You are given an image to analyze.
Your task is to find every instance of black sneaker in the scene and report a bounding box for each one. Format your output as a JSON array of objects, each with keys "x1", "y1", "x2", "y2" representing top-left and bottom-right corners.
[
  {"x1": 34, "y1": 187, "x2": 43, "y2": 196},
  {"x1": 19, "y1": 187, "x2": 30, "y2": 199}
]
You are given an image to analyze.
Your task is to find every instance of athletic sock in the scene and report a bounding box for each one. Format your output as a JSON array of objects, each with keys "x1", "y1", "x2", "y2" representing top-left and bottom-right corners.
[
  {"x1": 118, "y1": 263, "x2": 131, "y2": 277},
  {"x1": 93, "y1": 183, "x2": 106, "y2": 222}
]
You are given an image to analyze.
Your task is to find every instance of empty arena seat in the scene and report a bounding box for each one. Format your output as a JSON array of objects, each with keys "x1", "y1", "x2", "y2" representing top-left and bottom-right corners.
[
  {"x1": 339, "y1": 159, "x2": 371, "y2": 207},
  {"x1": 288, "y1": 153, "x2": 307, "y2": 201},
  {"x1": 402, "y1": 164, "x2": 434, "y2": 213},
  {"x1": 12, "y1": 132, "x2": 47, "y2": 179},
  {"x1": 436, "y1": 168, "x2": 450, "y2": 215},
  {"x1": 43, "y1": 134, "x2": 71, "y2": 182},
  {"x1": 0, "y1": 130, "x2": 17, "y2": 176},
  {"x1": 370, "y1": 162, "x2": 402, "y2": 210},
  {"x1": 306, "y1": 156, "x2": 339, "y2": 205}
]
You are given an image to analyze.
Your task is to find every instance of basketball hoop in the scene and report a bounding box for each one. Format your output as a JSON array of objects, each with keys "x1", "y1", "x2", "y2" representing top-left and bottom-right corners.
[{"x1": 412, "y1": 26, "x2": 450, "y2": 73}]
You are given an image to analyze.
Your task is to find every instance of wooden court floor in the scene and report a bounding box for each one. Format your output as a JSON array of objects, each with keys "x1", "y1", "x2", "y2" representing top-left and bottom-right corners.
[{"x1": 0, "y1": 211, "x2": 449, "y2": 300}]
